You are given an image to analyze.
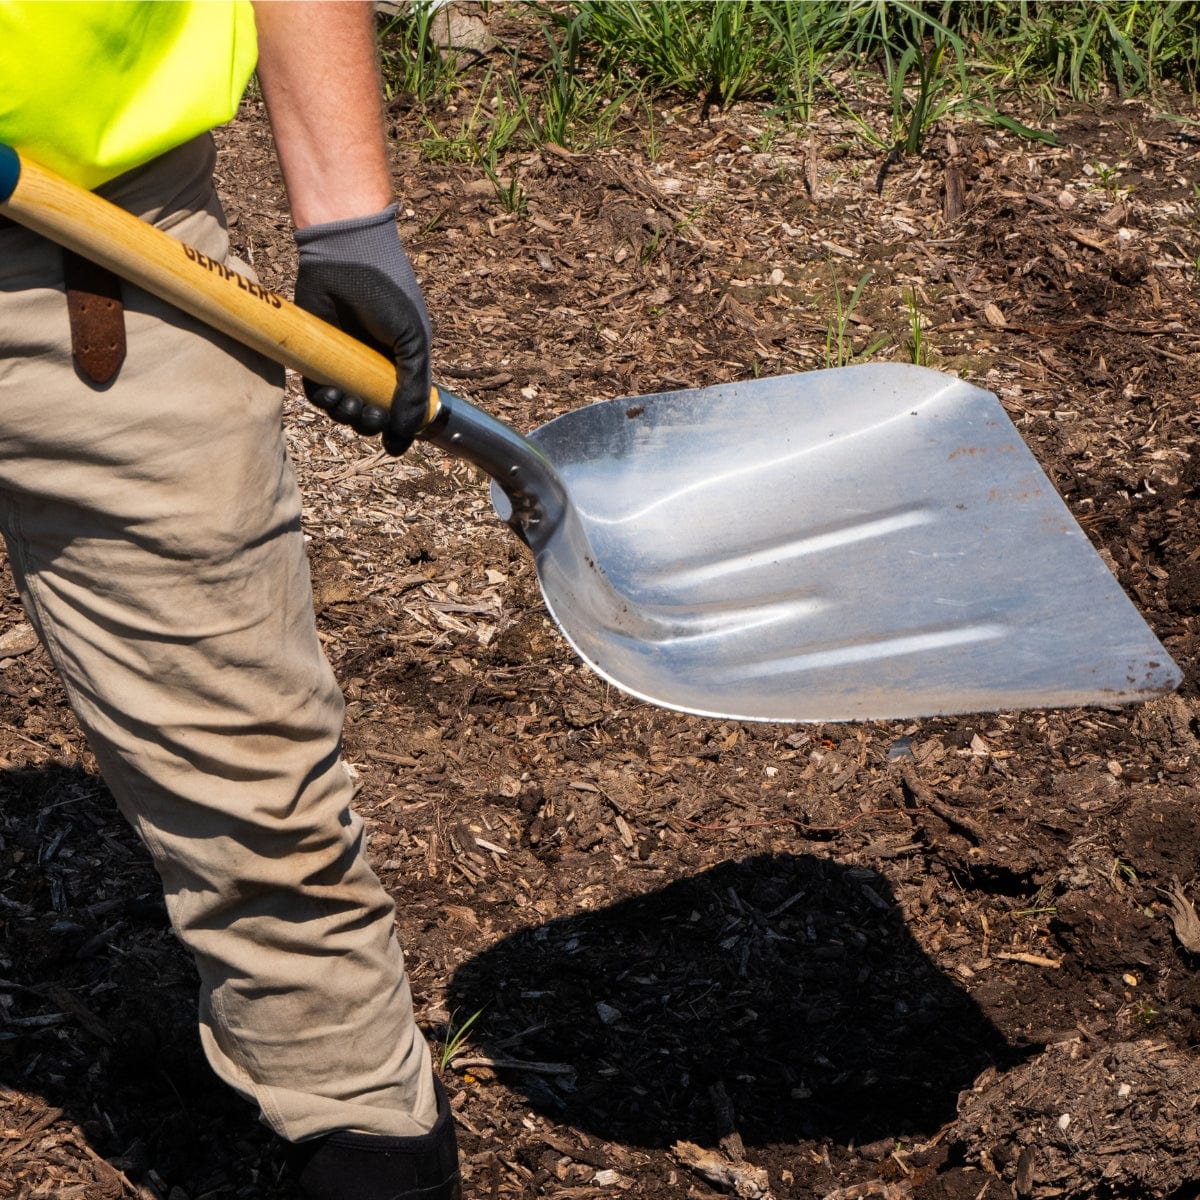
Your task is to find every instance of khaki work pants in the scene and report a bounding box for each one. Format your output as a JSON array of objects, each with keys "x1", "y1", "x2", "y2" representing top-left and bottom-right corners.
[{"x1": 0, "y1": 136, "x2": 435, "y2": 1142}]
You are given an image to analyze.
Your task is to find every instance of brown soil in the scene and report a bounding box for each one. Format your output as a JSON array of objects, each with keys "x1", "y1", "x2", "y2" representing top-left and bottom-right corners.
[{"x1": 2, "y1": 21, "x2": 1199, "y2": 1200}]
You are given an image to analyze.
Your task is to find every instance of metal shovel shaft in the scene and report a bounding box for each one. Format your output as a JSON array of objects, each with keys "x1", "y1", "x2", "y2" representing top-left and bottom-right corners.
[{"x1": 421, "y1": 390, "x2": 568, "y2": 551}]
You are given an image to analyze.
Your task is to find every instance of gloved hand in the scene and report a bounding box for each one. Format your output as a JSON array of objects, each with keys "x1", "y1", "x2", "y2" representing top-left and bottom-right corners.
[{"x1": 293, "y1": 205, "x2": 431, "y2": 456}]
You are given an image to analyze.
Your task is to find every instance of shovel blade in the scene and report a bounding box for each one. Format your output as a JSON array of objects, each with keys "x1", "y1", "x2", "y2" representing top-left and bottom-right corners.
[{"x1": 507, "y1": 365, "x2": 1179, "y2": 722}]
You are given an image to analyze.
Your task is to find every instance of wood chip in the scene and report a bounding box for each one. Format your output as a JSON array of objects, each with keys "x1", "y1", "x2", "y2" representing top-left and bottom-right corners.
[
  {"x1": 819, "y1": 1183, "x2": 911, "y2": 1200},
  {"x1": 672, "y1": 1141, "x2": 772, "y2": 1199},
  {"x1": 943, "y1": 161, "x2": 965, "y2": 223},
  {"x1": 803, "y1": 140, "x2": 822, "y2": 202},
  {"x1": 0, "y1": 623, "x2": 38, "y2": 659}
]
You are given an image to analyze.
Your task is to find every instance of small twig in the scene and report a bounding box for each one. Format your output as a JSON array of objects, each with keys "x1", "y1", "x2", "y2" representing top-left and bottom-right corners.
[
  {"x1": 329, "y1": 446, "x2": 388, "y2": 481},
  {"x1": 438, "y1": 366, "x2": 513, "y2": 390},
  {"x1": 900, "y1": 766, "x2": 986, "y2": 843},
  {"x1": 1068, "y1": 227, "x2": 1108, "y2": 252},
  {"x1": 3, "y1": 727, "x2": 57, "y2": 755},
  {"x1": 541, "y1": 141, "x2": 577, "y2": 163},
  {"x1": 676, "y1": 808, "x2": 904, "y2": 836},
  {"x1": 77, "y1": 1139, "x2": 145, "y2": 1198},
  {"x1": 994, "y1": 951, "x2": 1062, "y2": 968},
  {"x1": 452, "y1": 1055, "x2": 573, "y2": 1076}
]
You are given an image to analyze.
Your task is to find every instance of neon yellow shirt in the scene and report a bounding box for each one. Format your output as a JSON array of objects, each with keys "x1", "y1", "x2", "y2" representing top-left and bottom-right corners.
[{"x1": 0, "y1": 1, "x2": 258, "y2": 190}]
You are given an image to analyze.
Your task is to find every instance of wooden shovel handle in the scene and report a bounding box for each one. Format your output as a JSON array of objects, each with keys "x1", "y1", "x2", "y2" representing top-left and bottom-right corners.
[{"x1": 0, "y1": 145, "x2": 440, "y2": 427}]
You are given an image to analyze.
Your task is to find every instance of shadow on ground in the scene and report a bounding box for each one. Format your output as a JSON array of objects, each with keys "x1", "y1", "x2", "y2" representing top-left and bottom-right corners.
[
  {"x1": 0, "y1": 762, "x2": 287, "y2": 1196},
  {"x1": 3, "y1": 762, "x2": 1016, "y2": 1189},
  {"x1": 449, "y1": 853, "x2": 1019, "y2": 1149}
]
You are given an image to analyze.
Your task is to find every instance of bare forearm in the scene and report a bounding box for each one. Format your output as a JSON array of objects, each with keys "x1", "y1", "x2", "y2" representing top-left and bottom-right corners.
[{"x1": 252, "y1": 0, "x2": 393, "y2": 228}]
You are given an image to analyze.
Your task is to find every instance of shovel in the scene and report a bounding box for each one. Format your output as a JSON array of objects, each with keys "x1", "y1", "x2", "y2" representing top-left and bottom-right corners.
[{"x1": 0, "y1": 145, "x2": 1180, "y2": 722}]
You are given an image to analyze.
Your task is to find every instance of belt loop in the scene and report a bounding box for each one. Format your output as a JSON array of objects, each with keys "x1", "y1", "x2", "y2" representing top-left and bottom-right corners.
[{"x1": 62, "y1": 250, "x2": 126, "y2": 387}]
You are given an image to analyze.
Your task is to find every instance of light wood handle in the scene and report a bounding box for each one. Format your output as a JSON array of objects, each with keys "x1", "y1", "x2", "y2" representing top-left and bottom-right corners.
[{"x1": 0, "y1": 146, "x2": 439, "y2": 427}]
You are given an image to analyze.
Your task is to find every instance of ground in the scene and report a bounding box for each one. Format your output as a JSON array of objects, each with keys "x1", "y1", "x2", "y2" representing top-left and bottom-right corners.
[{"x1": 2, "y1": 21, "x2": 1199, "y2": 1200}]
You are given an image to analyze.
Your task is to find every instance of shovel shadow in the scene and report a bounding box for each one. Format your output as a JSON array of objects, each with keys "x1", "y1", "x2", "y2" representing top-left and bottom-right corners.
[{"x1": 447, "y1": 852, "x2": 1017, "y2": 1149}]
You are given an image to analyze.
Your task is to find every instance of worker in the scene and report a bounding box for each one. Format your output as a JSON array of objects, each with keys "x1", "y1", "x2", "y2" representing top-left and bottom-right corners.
[{"x1": 0, "y1": 2, "x2": 459, "y2": 1197}]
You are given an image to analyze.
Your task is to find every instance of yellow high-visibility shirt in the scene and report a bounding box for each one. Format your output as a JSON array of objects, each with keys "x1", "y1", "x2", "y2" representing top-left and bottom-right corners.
[{"x1": 0, "y1": 1, "x2": 257, "y2": 190}]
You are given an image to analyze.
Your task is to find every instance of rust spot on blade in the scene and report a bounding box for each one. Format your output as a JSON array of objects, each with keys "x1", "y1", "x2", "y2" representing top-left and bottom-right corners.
[{"x1": 948, "y1": 443, "x2": 1018, "y2": 460}]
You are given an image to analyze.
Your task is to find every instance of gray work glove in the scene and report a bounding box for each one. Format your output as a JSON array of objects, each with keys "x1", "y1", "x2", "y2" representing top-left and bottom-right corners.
[{"x1": 293, "y1": 205, "x2": 431, "y2": 456}]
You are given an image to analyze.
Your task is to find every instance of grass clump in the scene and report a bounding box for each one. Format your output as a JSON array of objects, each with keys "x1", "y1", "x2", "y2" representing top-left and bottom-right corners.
[
  {"x1": 377, "y1": 3, "x2": 467, "y2": 106},
  {"x1": 824, "y1": 267, "x2": 889, "y2": 368},
  {"x1": 573, "y1": 1, "x2": 790, "y2": 113},
  {"x1": 380, "y1": 1, "x2": 1199, "y2": 175},
  {"x1": 439, "y1": 1007, "x2": 484, "y2": 1070},
  {"x1": 521, "y1": 12, "x2": 632, "y2": 149}
]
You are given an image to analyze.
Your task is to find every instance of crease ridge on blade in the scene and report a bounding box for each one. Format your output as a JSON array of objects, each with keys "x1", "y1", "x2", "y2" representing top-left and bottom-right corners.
[
  {"x1": 636, "y1": 505, "x2": 937, "y2": 590},
  {"x1": 701, "y1": 621, "x2": 1010, "y2": 679}
]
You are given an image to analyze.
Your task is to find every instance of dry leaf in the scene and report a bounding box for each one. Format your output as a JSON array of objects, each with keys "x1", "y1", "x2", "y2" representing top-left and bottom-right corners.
[{"x1": 1161, "y1": 880, "x2": 1200, "y2": 953}]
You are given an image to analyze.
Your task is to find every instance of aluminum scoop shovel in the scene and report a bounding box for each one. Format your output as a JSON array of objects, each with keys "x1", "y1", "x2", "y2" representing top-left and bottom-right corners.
[{"x1": 0, "y1": 146, "x2": 1179, "y2": 722}]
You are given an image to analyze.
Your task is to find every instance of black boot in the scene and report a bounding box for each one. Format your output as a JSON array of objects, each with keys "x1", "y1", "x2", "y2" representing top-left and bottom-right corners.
[{"x1": 294, "y1": 1076, "x2": 462, "y2": 1200}]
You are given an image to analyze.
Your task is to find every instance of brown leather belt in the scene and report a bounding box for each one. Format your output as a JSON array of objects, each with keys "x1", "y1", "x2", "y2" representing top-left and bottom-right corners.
[
  {"x1": 0, "y1": 215, "x2": 125, "y2": 385},
  {"x1": 62, "y1": 250, "x2": 126, "y2": 387}
]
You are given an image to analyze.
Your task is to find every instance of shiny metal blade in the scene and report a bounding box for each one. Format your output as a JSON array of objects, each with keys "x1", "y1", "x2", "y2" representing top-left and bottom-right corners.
[{"x1": 503, "y1": 364, "x2": 1179, "y2": 722}]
